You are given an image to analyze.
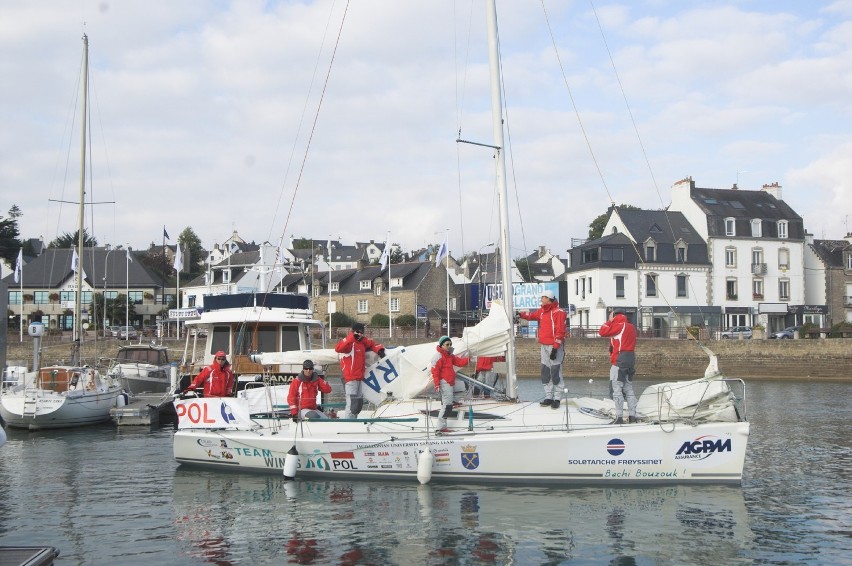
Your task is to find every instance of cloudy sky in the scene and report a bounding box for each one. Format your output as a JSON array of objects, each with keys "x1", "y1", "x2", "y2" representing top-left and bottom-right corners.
[{"x1": 2, "y1": 0, "x2": 851, "y2": 261}]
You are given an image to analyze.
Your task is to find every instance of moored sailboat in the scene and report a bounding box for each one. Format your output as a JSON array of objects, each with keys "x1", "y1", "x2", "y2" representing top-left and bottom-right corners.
[
  {"x1": 172, "y1": 1, "x2": 750, "y2": 484},
  {"x1": 0, "y1": 35, "x2": 123, "y2": 430}
]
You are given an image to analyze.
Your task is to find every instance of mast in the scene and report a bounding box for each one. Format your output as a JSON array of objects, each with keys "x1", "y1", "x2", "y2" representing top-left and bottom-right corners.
[
  {"x1": 485, "y1": 1, "x2": 517, "y2": 399},
  {"x1": 73, "y1": 34, "x2": 89, "y2": 363}
]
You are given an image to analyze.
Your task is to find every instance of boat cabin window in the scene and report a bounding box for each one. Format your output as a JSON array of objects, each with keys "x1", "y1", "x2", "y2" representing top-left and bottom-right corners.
[
  {"x1": 210, "y1": 326, "x2": 231, "y2": 356},
  {"x1": 282, "y1": 326, "x2": 301, "y2": 351}
]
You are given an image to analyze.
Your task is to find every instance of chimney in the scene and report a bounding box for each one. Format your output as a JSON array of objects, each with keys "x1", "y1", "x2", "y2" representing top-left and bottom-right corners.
[{"x1": 761, "y1": 182, "x2": 783, "y2": 201}]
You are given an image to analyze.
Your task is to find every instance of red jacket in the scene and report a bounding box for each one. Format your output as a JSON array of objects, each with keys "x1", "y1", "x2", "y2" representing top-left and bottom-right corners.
[
  {"x1": 475, "y1": 355, "x2": 505, "y2": 372},
  {"x1": 335, "y1": 332, "x2": 385, "y2": 382},
  {"x1": 519, "y1": 301, "x2": 567, "y2": 347},
  {"x1": 598, "y1": 313, "x2": 637, "y2": 365},
  {"x1": 188, "y1": 361, "x2": 235, "y2": 397},
  {"x1": 431, "y1": 346, "x2": 470, "y2": 388},
  {"x1": 287, "y1": 373, "x2": 332, "y2": 416}
]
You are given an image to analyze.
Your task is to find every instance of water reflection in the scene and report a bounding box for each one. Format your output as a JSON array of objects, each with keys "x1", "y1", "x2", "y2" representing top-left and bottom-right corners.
[{"x1": 171, "y1": 470, "x2": 753, "y2": 565}]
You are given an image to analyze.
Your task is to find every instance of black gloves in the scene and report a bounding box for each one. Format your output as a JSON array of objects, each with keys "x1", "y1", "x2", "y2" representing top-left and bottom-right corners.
[
  {"x1": 377, "y1": 348, "x2": 386, "y2": 359},
  {"x1": 291, "y1": 413, "x2": 299, "y2": 422},
  {"x1": 609, "y1": 344, "x2": 614, "y2": 354},
  {"x1": 549, "y1": 347, "x2": 558, "y2": 360}
]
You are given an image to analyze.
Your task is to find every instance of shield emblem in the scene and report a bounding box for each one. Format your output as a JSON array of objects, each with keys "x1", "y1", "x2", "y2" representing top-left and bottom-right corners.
[{"x1": 461, "y1": 451, "x2": 480, "y2": 470}]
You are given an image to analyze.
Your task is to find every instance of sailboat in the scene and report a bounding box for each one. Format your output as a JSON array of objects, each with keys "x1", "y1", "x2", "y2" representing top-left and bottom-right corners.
[
  {"x1": 0, "y1": 35, "x2": 123, "y2": 430},
  {"x1": 172, "y1": 2, "x2": 750, "y2": 484}
]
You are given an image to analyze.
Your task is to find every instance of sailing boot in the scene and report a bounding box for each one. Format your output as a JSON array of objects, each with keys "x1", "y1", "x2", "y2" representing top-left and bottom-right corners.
[
  {"x1": 628, "y1": 416, "x2": 639, "y2": 424},
  {"x1": 540, "y1": 399, "x2": 553, "y2": 407},
  {"x1": 612, "y1": 417, "x2": 624, "y2": 425}
]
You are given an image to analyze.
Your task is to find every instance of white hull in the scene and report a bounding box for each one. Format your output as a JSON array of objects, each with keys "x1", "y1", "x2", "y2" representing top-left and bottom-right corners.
[
  {"x1": 0, "y1": 367, "x2": 123, "y2": 430},
  {"x1": 109, "y1": 364, "x2": 171, "y2": 394},
  {"x1": 173, "y1": 394, "x2": 749, "y2": 485}
]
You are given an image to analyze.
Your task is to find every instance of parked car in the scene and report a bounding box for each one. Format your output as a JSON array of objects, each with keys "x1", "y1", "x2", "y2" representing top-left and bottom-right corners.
[
  {"x1": 770, "y1": 326, "x2": 800, "y2": 339},
  {"x1": 118, "y1": 326, "x2": 138, "y2": 340},
  {"x1": 720, "y1": 326, "x2": 752, "y2": 339}
]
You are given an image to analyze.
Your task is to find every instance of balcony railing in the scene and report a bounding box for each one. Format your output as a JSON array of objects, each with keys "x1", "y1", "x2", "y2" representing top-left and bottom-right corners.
[{"x1": 751, "y1": 263, "x2": 767, "y2": 275}]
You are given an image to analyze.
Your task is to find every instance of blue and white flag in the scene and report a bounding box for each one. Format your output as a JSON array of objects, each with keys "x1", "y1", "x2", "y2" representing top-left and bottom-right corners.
[
  {"x1": 13, "y1": 248, "x2": 22, "y2": 283},
  {"x1": 71, "y1": 248, "x2": 80, "y2": 273},
  {"x1": 435, "y1": 236, "x2": 448, "y2": 267}
]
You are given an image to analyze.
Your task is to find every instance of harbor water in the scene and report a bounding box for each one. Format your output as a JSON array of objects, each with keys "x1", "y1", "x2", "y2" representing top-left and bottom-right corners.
[{"x1": 0, "y1": 379, "x2": 849, "y2": 565}]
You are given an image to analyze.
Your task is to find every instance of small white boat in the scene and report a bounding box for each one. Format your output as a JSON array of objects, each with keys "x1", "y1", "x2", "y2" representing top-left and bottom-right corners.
[
  {"x1": 173, "y1": 301, "x2": 749, "y2": 485},
  {"x1": 0, "y1": 366, "x2": 124, "y2": 430},
  {"x1": 107, "y1": 344, "x2": 173, "y2": 394}
]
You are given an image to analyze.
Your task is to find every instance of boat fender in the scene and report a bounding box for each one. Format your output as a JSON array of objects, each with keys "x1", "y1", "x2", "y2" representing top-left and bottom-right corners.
[
  {"x1": 417, "y1": 449, "x2": 434, "y2": 485},
  {"x1": 283, "y1": 446, "x2": 299, "y2": 480}
]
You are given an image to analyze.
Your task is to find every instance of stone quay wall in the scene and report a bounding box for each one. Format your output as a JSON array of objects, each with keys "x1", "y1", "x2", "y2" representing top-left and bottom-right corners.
[{"x1": 4, "y1": 335, "x2": 850, "y2": 382}]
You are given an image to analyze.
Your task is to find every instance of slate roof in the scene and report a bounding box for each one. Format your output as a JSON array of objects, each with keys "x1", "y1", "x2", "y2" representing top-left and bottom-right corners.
[
  {"x1": 690, "y1": 186, "x2": 805, "y2": 239},
  {"x1": 619, "y1": 209, "x2": 705, "y2": 245},
  {"x1": 809, "y1": 239, "x2": 851, "y2": 268},
  {"x1": 1, "y1": 247, "x2": 161, "y2": 289}
]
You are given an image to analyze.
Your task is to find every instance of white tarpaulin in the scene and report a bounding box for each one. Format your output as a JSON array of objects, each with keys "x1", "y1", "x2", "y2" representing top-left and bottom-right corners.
[{"x1": 250, "y1": 301, "x2": 512, "y2": 403}]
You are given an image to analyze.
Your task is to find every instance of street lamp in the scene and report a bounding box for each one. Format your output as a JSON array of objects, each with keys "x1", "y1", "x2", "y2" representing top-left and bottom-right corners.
[
  {"x1": 478, "y1": 242, "x2": 495, "y2": 321},
  {"x1": 103, "y1": 244, "x2": 113, "y2": 336}
]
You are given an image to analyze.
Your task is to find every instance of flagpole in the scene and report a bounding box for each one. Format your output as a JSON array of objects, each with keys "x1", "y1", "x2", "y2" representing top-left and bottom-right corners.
[
  {"x1": 327, "y1": 236, "x2": 333, "y2": 341},
  {"x1": 386, "y1": 232, "x2": 392, "y2": 339},
  {"x1": 18, "y1": 248, "x2": 23, "y2": 343},
  {"x1": 125, "y1": 246, "x2": 130, "y2": 338}
]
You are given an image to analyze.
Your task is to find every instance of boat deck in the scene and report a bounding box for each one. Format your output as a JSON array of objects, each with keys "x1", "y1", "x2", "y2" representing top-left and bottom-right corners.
[
  {"x1": 110, "y1": 394, "x2": 174, "y2": 426},
  {"x1": 0, "y1": 546, "x2": 59, "y2": 566}
]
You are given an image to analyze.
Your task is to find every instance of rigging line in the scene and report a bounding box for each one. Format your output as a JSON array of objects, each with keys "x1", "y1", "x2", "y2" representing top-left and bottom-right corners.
[
  {"x1": 265, "y1": 0, "x2": 341, "y2": 245},
  {"x1": 275, "y1": 0, "x2": 350, "y2": 247},
  {"x1": 540, "y1": 0, "x2": 614, "y2": 206},
  {"x1": 586, "y1": 1, "x2": 710, "y2": 330}
]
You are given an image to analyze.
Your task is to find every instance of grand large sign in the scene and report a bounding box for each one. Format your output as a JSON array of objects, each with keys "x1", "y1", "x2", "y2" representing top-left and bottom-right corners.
[{"x1": 485, "y1": 282, "x2": 559, "y2": 311}]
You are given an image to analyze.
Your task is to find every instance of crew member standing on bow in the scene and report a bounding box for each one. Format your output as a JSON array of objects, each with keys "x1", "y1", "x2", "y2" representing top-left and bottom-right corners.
[
  {"x1": 431, "y1": 336, "x2": 470, "y2": 433},
  {"x1": 288, "y1": 360, "x2": 332, "y2": 420},
  {"x1": 335, "y1": 322, "x2": 385, "y2": 419},
  {"x1": 518, "y1": 289, "x2": 567, "y2": 409},
  {"x1": 598, "y1": 309, "x2": 638, "y2": 424},
  {"x1": 186, "y1": 350, "x2": 235, "y2": 397}
]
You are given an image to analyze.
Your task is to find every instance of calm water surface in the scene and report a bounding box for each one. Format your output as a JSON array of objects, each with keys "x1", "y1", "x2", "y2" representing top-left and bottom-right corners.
[{"x1": 0, "y1": 380, "x2": 849, "y2": 565}]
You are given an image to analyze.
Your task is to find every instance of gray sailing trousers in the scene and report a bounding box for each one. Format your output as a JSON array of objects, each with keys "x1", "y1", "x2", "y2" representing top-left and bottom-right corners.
[{"x1": 539, "y1": 344, "x2": 564, "y2": 401}]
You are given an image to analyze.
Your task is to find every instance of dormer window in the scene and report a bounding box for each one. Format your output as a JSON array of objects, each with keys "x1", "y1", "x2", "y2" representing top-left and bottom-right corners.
[
  {"x1": 330, "y1": 282, "x2": 339, "y2": 292},
  {"x1": 359, "y1": 280, "x2": 371, "y2": 290},
  {"x1": 645, "y1": 240, "x2": 656, "y2": 262},
  {"x1": 725, "y1": 218, "x2": 736, "y2": 237},
  {"x1": 391, "y1": 277, "x2": 403, "y2": 288},
  {"x1": 751, "y1": 219, "x2": 762, "y2": 237},
  {"x1": 777, "y1": 220, "x2": 788, "y2": 239},
  {"x1": 222, "y1": 270, "x2": 231, "y2": 283},
  {"x1": 675, "y1": 239, "x2": 687, "y2": 262}
]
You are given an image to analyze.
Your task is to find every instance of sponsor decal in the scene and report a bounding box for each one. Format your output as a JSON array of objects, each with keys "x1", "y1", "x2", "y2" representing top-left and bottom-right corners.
[
  {"x1": 606, "y1": 438, "x2": 625, "y2": 456},
  {"x1": 675, "y1": 435, "x2": 732, "y2": 461},
  {"x1": 305, "y1": 449, "x2": 331, "y2": 470},
  {"x1": 196, "y1": 438, "x2": 229, "y2": 448},
  {"x1": 460, "y1": 444, "x2": 480, "y2": 470},
  {"x1": 330, "y1": 451, "x2": 355, "y2": 459},
  {"x1": 220, "y1": 402, "x2": 237, "y2": 424}
]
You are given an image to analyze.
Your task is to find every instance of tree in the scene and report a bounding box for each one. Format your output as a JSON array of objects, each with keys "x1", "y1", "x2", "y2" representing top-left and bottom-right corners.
[
  {"x1": 370, "y1": 313, "x2": 390, "y2": 327},
  {"x1": 330, "y1": 312, "x2": 354, "y2": 328},
  {"x1": 177, "y1": 227, "x2": 205, "y2": 280},
  {"x1": 0, "y1": 204, "x2": 22, "y2": 263},
  {"x1": 292, "y1": 237, "x2": 314, "y2": 250},
  {"x1": 49, "y1": 228, "x2": 97, "y2": 248},
  {"x1": 91, "y1": 292, "x2": 136, "y2": 327},
  {"x1": 389, "y1": 243, "x2": 404, "y2": 265},
  {"x1": 587, "y1": 204, "x2": 639, "y2": 240},
  {"x1": 395, "y1": 314, "x2": 416, "y2": 327}
]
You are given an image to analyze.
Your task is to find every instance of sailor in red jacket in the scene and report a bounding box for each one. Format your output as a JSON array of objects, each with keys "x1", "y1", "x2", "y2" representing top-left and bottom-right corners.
[
  {"x1": 518, "y1": 289, "x2": 567, "y2": 408},
  {"x1": 287, "y1": 359, "x2": 332, "y2": 420},
  {"x1": 334, "y1": 322, "x2": 385, "y2": 419},
  {"x1": 430, "y1": 336, "x2": 470, "y2": 432},
  {"x1": 474, "y1": 354, "x2": 505, "y2": 396},
  {"x1": 186, "y1": 350, "x2": 235, "y2": 397},
  {"x1": 598, "y1": 309, "x2": 638, "y2": 424}
]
